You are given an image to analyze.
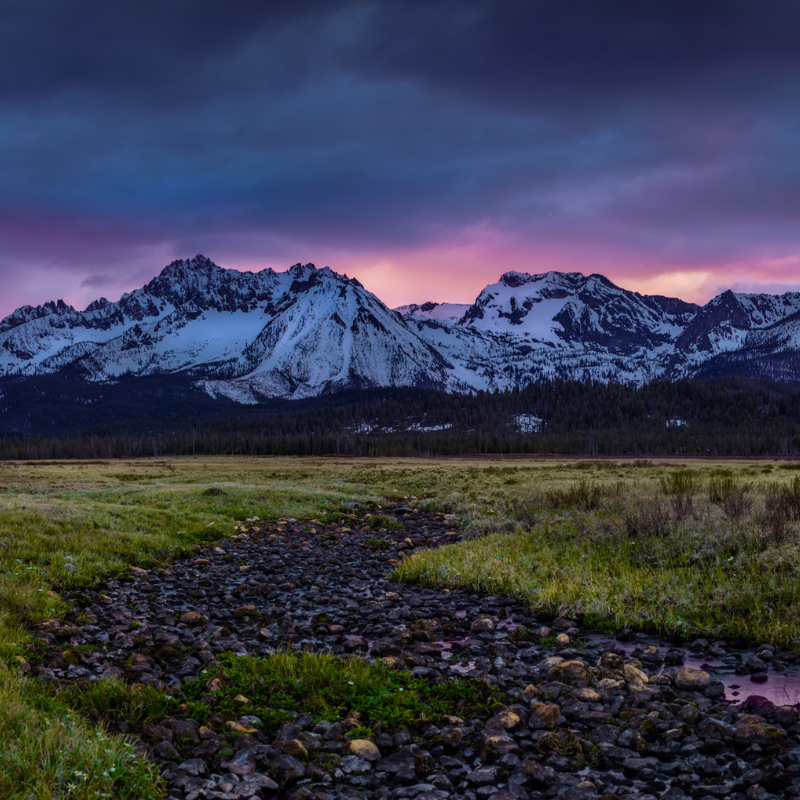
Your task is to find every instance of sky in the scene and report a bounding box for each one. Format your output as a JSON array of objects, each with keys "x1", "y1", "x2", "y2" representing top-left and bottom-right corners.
[{"x1": 3, "y1": 0, "x2": 800, "y2": 318}]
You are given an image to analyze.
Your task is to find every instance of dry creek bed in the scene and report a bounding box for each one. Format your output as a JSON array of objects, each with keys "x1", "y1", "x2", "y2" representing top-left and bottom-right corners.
[{"x1": 20, "y1": 506, "x2": 800, "y2": 800}]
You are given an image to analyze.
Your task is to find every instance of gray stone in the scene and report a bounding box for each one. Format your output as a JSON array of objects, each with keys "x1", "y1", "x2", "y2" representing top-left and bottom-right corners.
[
  {"x1": 228, "y1": 748, "x2": 256, "y2": 776},
  {"x1": 178, "y1": 758, "x2": 207, "y2": 776}
]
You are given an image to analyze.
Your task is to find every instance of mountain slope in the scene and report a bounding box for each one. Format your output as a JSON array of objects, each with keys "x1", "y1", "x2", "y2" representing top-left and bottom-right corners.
[
  {"x1": 0, "y1": 256, "x2": 451, "y2": 400},
  {"x1": 1, "y1": 255, "x2": 800, "y2": 405}
]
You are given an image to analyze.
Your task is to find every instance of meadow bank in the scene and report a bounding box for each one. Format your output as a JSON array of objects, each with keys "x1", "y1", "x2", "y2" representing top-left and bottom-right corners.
[{"x1": 2, "y1": 456, "x2": 800, "y2": 798}]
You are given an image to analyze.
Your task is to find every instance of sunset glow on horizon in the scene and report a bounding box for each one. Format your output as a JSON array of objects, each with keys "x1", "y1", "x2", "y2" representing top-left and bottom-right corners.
[{"x1": 2, "y1": 2, "x2": 800, "y2": 318}]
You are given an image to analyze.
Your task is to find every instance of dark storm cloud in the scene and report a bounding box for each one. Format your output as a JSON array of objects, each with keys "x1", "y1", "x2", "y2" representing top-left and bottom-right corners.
[
  {"x1": 2, "y1": 0, "x2": 800, "y2": 314},
  {"x1": 345, "y1": 1, "x2": 800, "y2": 110}
]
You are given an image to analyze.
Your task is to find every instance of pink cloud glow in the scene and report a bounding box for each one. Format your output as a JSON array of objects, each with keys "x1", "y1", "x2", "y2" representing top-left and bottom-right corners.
[{"x1": 2, "y1": 215, "x2": 800, "y2": 319}]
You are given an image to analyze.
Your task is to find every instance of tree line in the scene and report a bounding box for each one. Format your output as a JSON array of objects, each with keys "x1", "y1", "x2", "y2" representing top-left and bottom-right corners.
[{"x1": 1, "y1": 377, "x2": 799, "y2": 459}]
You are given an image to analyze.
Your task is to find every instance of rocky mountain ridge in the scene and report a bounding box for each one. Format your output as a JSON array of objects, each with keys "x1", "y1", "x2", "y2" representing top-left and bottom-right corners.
[{"x1": 1, "y1": 255, "x2": 799, "y2": 403}]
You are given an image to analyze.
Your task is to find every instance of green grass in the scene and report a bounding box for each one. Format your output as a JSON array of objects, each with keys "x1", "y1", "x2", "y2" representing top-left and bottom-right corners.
[
  {"x1": 0, "y1": 665, "x2": 163, "y2": 800},
  {"x1": 394, "y1": 459, "x2": 800, "y2": 647},
  {"x1": 366, "y1": 513, "x2": 403, "y2": 531},
  {"x1": 4, "y1": 454, "x2": 800, "y2": 797},
  {"x1": 0, "y1": 457, "x2": 377, "y2": 799},
  {"x1": 181, "y1": 650, "x2": 503, "y2": 732},
  {"x1": 57, "y1": 679, "x2": 180, "y2": 730}
]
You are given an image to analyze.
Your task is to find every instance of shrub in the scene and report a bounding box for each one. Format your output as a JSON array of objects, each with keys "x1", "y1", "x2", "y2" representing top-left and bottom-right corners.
[
  {"x1": 362, "y1": 536, "x2": 389, "y2": 551},
  {"x1": 544, "y1": 480, "x2": 605, "y2": 511},
  {"x1": 708, "y1": 474, "x2": 751, "y2": 519},
  {"x1": 756, "y1": 477, "x2": 800, "y2": 545},
  {"x1": 507, "y1": 496, "x2": 541, "y2": 526},
  {"x1": 366, "y1": 513, "x2": 403, "y2": 531},
  {"x1": 659, "y1": 470, "x2": 697, "y2": 517},
  {"x1": 624, "y1": 501, "x2": 672, "y2": 539}
]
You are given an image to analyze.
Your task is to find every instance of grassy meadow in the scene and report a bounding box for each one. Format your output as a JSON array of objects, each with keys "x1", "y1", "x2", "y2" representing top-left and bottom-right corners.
[{"x1": 1, "y1": 455, "x2": 800, "y2": 796}]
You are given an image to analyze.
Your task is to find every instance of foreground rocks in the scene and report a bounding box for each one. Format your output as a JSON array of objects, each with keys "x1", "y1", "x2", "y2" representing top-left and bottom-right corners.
[{"x1": 28, "y1": 507, "x2": 800, "y2": 800}]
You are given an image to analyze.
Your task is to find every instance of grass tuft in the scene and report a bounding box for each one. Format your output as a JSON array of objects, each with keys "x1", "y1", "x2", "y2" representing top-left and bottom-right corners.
[
  {"x1": 0, "y1": 665, "x2": 163, "y2": 800},
  {"x1": 182, "y1": 650, "x2": 503, "y2": 732}
]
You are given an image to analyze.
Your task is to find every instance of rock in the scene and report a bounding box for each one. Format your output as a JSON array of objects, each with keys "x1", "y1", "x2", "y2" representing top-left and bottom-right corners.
[
  {"x1": 241, "y1": 773, "x2": 279, "y2": 791},
  {"x1": 228, "y1": 748, "x2": 256, "y2": 775},
  {"x1": 740, "y1": 696, "x2": 776, "y2": 716},
  {"x1": 153, "y1": 740, "x2": 179, "y2": 760},
  {"x1": 528, "y1": 702, "x2": 562, "y2": 730},
  {"x1": 100, "y1": 665, "x2": 125, "y2": 680},
  {"x1": 486, "y1": 709, "x2": 522, "y2": 731},
  {"x1": 340, "y1": 755, "x2": 371, "y2": 774},
  {"x1": 129, "y1": 653, "x2": 155, "y2": 670},
  {"x1": 561, "y1": 782, "x2": 598, "y2": 800},
  {"x1": 599, "y1": 651, "x2": 623, "y2": 670},
  {"x1": 283, "y1": 739, "x2": 309, "y2": 760},
  {"x1": 675, "y1": 666, "x2": 712, "y2": 690},
  {"x1": 268, "y1": 753, "x2": 306, "y2": 784},
  {"x1": 746, "y1": 654, "x2": 768, "y2": 673},
  {"x1": 774, "y1": 705, "x2": 800, "y2": 727},
  {"x1": 622, "y1": 663, "x2": 649, "y2": 687},
  {"x1": 522, "y1": 684, "x2": 538, "y2": 701},
  {"x1": 440, "y1": 727, "x2": 463, "y2": 751},
  {"x1": 734, "y1": 721, "x2": 785, "y2": 749},
  {"x1": 540, "y1": 656, "x2": 564, "y2": 670},
  {"x1": 375, "y1": 747, "x2": 414, "y2": 775},
  {"x1": 178, "y1": 758, "x2": 207, "y2": 776},
  {"x1": 664, "y1": 647, "x2": 686, "y2": 665},
  {"x1": 226, "y1": 721, "x2": 258, "y2": 735},
  {"x1": 547, "y1": 660, "x2": 588, "y2": 684},
  {"x1": 697, "y1": 717, "x2": 737, "y2": 739},
  {"x1": 487, "y1": 792, "x2": 518, "y2": 800},
  {"x1": 638, "y1": 644, "x2": 662, "y2": 663},
  {"x1": 471, "y1": 617, "x2": 495, "y2": 633},
  {"x1": 343, "y1": 739, "x2": 381, "y2": 761},
  {"x1": 468, "y1": 765, "x2": 502, "y2": 784},
  {"x1": 181, "y1": 611, "x2": 208, "y2": 626},
  {"x1": 520, "y1": 759, "x2": 558, "y2": 787},
  {"x1": 172, "y1": 720, "x2": 199, "y2": 742},
  {"x1": 622, "y1": 756, "x2": 660, "y2": 774}
]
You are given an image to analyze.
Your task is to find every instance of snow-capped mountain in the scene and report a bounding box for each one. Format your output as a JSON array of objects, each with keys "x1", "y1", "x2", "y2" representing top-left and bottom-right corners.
[
  {"x1": 393, "y1": 301, "x2": 471, "y2": 324},
  {"x1": 0, "y1": 256, "x2": 450, "y2": 402},
  {"x1": 1, "y1": 254, "x2": 799, "y2": 404}
]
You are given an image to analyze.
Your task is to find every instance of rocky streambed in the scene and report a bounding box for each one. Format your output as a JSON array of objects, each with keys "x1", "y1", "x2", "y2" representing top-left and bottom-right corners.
[{"x1": 23, "y1": 506, "x2": 800, "y2": 800}]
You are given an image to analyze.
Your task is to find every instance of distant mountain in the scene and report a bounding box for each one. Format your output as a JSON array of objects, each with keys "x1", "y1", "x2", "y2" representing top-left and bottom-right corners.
[
  {"x1": 1, "y1": 255, "x2": 799, "y2": 410},
  {"x1": 0, "y1": 255, "x2": 450, "y2": 403}
]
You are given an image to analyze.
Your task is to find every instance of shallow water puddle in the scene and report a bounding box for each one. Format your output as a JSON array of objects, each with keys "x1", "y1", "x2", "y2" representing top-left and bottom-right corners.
[
  {"x1": 496, "y1": 616, "x2": 519, "y2": 633},
  {"x1": 589, "y1": 635, "x2": 800, "y2": 706},
  {"x1": 720, "y1": 669, "x2": 800, "y2": 705}
]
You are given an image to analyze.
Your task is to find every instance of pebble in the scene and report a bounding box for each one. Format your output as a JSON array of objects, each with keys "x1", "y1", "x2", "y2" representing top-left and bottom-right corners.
[{"x1": 26, "y1": 506, "x2": 800, "y2": 800}]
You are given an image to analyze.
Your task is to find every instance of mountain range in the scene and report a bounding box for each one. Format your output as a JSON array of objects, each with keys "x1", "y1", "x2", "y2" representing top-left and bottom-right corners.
[{"x1": 1, "y1": 254, "x2": 799, "y2": 406}]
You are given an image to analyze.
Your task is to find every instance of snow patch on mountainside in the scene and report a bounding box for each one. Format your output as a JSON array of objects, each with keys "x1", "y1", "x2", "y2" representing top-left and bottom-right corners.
[
  {"x1": 2, "y1": 255, "x2": 800, "y2": 403},
  {"x1": 394, "y1": 302, "x2": 470, "y2": 324}
]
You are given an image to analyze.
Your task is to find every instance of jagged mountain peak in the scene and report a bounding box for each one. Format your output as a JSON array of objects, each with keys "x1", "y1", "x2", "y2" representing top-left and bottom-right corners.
[
  {"x1": 288, "y1": 262, "x2": 316, "y2": 278},
  {"x1": 497, "y1": 269, "x2": 602, "y2": 290},
  {"x1": 0, "y1": 298, "x2": 76, "y2": 335},
  {"x1": 164, "y1": 253, "x2": 219, "y2": 271},
  {"x1": 394, "y1": 301, "x2": 472, "y2": 324},
  {"x1": 2, "y1": 258, "x2": 800, "y2": 403}
]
